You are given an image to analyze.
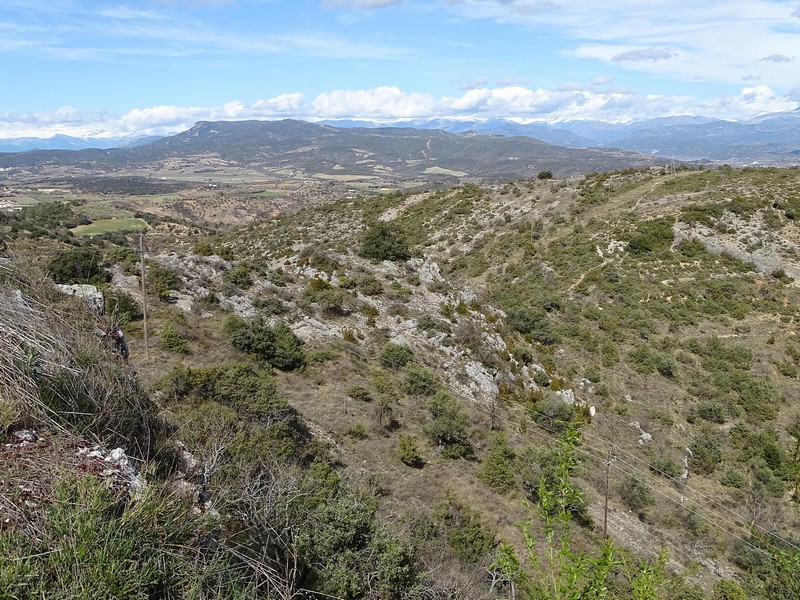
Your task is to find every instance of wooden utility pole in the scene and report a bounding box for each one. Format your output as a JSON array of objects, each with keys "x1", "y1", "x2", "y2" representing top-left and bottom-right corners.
[
  {"x1": 139, "y1": 233, "x2": 149, "y2": 360},
  {"x1": 603, "y1": 447, "x2": 612, "y2": 539},
  {"x1": 793, "y1": 438, "x2": 800, "y2": 502}
]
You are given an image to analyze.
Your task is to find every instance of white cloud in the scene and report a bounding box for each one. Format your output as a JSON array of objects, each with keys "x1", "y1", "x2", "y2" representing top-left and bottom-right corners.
[
  {"x1": 1, "y1": 85, "x2": 798, "y2": 139},
  {"x1": 252, "y1": 93, "x2": 305, "y2": 113},
  {"x1": 612, "y1": 48, "x2": 678, "y2": 62},
  {"x1": 760, "y1": 53, "x2": 793, "y2": 63},
  {"x1": 695, "y1": 85, "x2": 798, "y2": 116},
  {"x1": 1, "y1": 2, "x2": 410, "y2": 62},
  {"x1": 445, "y1": 1, "x2": 800, "y2": 89},
  {"x1": 310, "y1": 86, "x2": 437, "y2": 118}
]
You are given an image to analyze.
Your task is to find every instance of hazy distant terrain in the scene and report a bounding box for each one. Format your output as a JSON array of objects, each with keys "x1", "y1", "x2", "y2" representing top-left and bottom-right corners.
[
  {"x1": 0, "y1": 119, "x2": 665, "y2": 184},
  {"x1": 4, "y1": 109, "x2": 798, "y2": 168},
  {"x1": 330, "y1": 109, "x2": 800, "y2": 165}
]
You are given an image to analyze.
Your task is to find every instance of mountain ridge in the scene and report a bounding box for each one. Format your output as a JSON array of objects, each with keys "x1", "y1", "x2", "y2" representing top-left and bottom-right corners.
[
  {"x1": 0, "y1": 119, "x2": 663, "y2": 181},
  {"x1": 5, "y1": 109, "x2": 798, "y2": 165}
]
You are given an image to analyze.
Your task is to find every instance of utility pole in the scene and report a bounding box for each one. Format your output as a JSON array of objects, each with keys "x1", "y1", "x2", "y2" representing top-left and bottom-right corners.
[
  {"x1": 139, "y1": 233, "x2": 149, "y2": 360},
  {"x1": 603, "y1": 447, "x2": 613, "y2": 539}
]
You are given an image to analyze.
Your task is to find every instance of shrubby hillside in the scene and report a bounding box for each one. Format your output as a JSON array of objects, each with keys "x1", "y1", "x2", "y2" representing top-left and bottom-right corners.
[{"x1": 2, "y1": 166, "x2": 800, "y2": 599}]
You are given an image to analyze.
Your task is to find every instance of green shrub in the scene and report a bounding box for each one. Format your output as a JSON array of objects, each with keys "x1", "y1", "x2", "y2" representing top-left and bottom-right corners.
[
  {"x1": 687, "y1": 401, "x2": 727, "y2": 424},
  {"x1": 105, "y1": 289, "x2": 142, "y2": 323},
  {"x1": 270, "y1": 322, "x2": 306, "y2": 371},
  {"x1": 48, "y1": 248, "x2": 109, "y2": 285},
  {"x1": 618, "y1": 475, "x2": 655, "y2": 512},
  {"x1": 628, "y1": 345, "x2": 656, "y2": 374},
  {"x1": 425, "y1": 391, "x2": 472, "y2": 458},
  {"x1": 398, "y1": 435, "x2": 422, "y2": 467},
  {"x1": 252, "y1": 294, "x2": 288, "y2": 315},
  {"x1": 348, "y1": 385, "x2": 373, "y2": 402},
  {"x1": 159, "y1": 324, "x2": 189, "y2": 354},
  {"x1": 690, "y1": 428, "x2": 723, "y2": 475},
  {"x1": 626, "y1": 217, "x2": 675, "y2": 255},
  {"x1": 532, "y1": 395, "x2": 577, "y2": 432},
  {"x1": 477, "y1": 434, "x2": 516, "y2": 494},
  {"x1": 403, "y1": 365, "x2": 438, "y2": 397},
  {"x1": 650, "y1": 456, "x2": 682, "y2": 479},
  {"x1": 656, "y1": 353, "x2": 677, "y2": 378},
  {"x1": 163, "y1": 362, "x2": 291, "y2": 423},
  {"x1": 720, "y1": 469, "x2": 746, "y2": 488},
  {"x1": 712, "y1": 580, "x2": 746, "y2": 600},
  {"x1": 506, "y1": 306, "x2": 557, "y2": 345},
  {"x1": 224, "y1": 316, "x2": 305, "y2": 371},
  {"x1": 299, "y1": 248, "x2": 341, "y2": 274},
  {"x1": 345, "y1": 423, "x2": 368, "y2": 439},
  {"x1": 223, "y1": 263, "x2": 253, "y2": 289},
  {"x1": 357, "y1": 273, "x2": 384, "y2": 296},
  {"x1": 417, "y1": 313, "x2": 450, "y2": 334},
  {"x1": 379, "y1": 342, "x2": 414, "y2": 370},
  {"x1": 304, "y1": 284, "x2": 352, "y2": 317},
  {"x1": 532, "y1": 369, "x2": 551, "y2": 388},
  {"x1": 192, "y1": 241, "x2": 214, "y2": 256},
  {"x1": 360, "y1": 222, "x2": 411, "y2": 261},
  {"x1": 147, "y1": 262, "x2": 182, "y2": 300},
  {"x1": 437, "y1": 495, "x2": 495, "y2": 564}
]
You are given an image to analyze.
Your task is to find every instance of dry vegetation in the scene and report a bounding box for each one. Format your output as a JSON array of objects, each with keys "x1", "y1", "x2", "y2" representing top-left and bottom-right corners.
[{"x1": 3, "y1": 165, "x2": 800, "y2": 599}]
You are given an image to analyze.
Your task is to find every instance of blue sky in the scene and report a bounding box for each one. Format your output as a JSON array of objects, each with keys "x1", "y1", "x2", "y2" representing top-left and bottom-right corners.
[{"x1": 2, "y1": 0, "x2": 800, "y2": 138}]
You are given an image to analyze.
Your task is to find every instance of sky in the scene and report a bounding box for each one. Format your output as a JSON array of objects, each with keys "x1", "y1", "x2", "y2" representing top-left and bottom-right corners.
[{"x1": 2, "y1": 0, "x2": 800, "y2": 138}]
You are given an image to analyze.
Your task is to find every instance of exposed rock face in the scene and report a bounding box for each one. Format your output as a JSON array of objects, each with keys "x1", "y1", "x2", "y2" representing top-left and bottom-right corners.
[
  {"x1": 141, "y1": 247, "x2": 599, "y2": 417},
  {"x1": 680, "y1": 447, "x2": 693, "y2": 485},
  {"x1": 167, "y1": 441, "x2": 214, "y2": 514},
  {"x1": 674, "y1": 210, "x2": 800, "y2": 280},
  {"x1": 55, "y1": 284, "x2": 104, "y2": 313},
  {"x1": 77, "y1": 444, "x2": 145, "y2": 494},
  {"x1": 408, "y1": 257, "x2": 445, "y2": 285},
  {"x1": 629, "y1": 421, "x2": 653, "y2": 445}
]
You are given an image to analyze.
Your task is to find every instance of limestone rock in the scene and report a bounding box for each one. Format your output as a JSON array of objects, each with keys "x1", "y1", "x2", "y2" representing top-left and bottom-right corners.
[{"x1": 55, "y1": 283, "x2": 104, "y2": 313}]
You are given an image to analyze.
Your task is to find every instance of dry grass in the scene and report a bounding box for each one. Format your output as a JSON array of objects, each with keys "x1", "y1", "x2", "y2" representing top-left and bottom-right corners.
[{"x1": 0, "y1": 256, "x2": 164, "y2": 457}]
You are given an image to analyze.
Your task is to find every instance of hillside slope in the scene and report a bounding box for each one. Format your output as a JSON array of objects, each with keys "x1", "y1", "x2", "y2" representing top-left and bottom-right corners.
[{"x1": 3, "y1": 166, "x2": 800, "y2": 599}]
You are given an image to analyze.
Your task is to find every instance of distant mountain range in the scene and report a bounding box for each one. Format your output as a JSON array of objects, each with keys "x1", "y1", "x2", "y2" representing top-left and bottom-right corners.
[
  {"x1": 2, "y1": 110, "x2": 798, "y2": 166},
  {"x1": 0, "y1": 134, "x2": 162, "y2": 154},
  {"x1": 323, "y1": 109, "x2": 800, "y2": 164},
  {"x1": 0, "y1": 119, "x2": 663, "y2": 180}
]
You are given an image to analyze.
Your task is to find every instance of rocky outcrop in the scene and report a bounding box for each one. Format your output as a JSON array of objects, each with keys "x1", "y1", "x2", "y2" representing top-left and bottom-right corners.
[
  {"x1": 55, "y1": 283, "x2": 104, "y2": 313},
  {"x1": 674, "y1": 210, "x2": 800, "y2": 280}
]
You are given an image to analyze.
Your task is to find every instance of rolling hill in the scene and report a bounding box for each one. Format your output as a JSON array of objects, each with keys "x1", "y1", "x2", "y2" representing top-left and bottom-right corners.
[{"x1": 0, "y1": 119, "x2": 663, "y2": 181}]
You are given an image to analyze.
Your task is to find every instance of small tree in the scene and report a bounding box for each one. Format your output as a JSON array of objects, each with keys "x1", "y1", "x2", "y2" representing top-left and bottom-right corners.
[
  {"x1": 491, "y1": 423, "x2": 619, "y2": 599},
  {"x1": 425, "y1": 391, "x2": 471, "y2": 458},
  {"x1": 618, "y1": 475, "x2": 655, "y2": 513},
  {"x1": 403, "y1": 365, "x2": 438, "y2": 397},
  {"x1": 398, "y1": 435, "x2": 422, "y2": 467},
  {"x1": 478, "y1": 434, "x2": 516, "y2": 494},
  {"x1": 48, "y1": 249, "x2": 109, "y2": 285},
  {"x1": 379, "y1": 343, "x2": 414, "y2": 370},
  {"x1": 159, "y1": 324, "x2": 189, "y2": 354},
  {"x1": 360, "y1": 222, "x2": 410, "y2": 262},
  {"x1": 224, "y1": 316, "x2": 305, "y2": 371}
]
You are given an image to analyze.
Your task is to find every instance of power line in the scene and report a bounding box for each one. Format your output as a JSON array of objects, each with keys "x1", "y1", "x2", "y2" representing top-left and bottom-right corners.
[
  {"x1": 516, "y1": 420, "x2": 773, "y2": 559},
  {"x1": 325, "y1": 336, "x2": 800, "y2": 555}
]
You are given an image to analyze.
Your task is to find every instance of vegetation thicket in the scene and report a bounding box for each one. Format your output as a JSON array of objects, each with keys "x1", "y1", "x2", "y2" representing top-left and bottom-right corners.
[{"x1": 4, "y1": 166, "x2": 800, "y2": 598}]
